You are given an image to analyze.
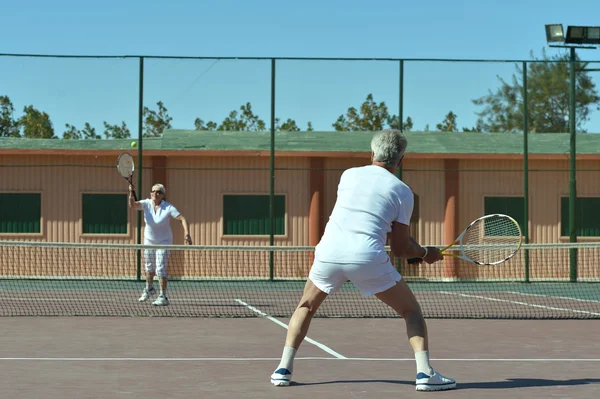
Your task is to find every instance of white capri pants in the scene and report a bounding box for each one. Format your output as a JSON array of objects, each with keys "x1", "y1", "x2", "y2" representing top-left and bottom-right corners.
[
  {"x1": 308, "y1": 257, "x2": 402, "y2": 297},
  {"x1": 144, "y1": 240, "x2": 171, "y2": 278}
]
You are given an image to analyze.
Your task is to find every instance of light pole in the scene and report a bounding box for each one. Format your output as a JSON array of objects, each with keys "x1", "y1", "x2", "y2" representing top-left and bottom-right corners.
[{"x1": 545, "y1": 24, "x2": 599, "y2": 282}]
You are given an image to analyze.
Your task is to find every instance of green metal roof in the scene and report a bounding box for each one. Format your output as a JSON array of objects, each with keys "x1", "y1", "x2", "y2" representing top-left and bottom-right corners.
[{"x1": 1, "y1": 130, "x2": 599, "y2": 155}]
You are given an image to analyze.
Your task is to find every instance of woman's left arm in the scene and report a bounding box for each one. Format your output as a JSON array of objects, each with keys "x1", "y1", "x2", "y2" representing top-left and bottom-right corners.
[{"x1": 175, "y1": 214, "x2": 192, "y2": 245}]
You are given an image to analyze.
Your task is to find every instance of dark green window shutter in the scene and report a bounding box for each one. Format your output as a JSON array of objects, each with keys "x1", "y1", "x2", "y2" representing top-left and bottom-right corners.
[
  {"x1": 561, "y1": 197, "x2": 600, "y2": 237},
  {"x1": 484, "y1": 197, "x2": 524, "y2": 236},
  {"x1": 0, "y1": 193, "x2": 41, "y2": 233},
  {"x1": 223, "y1": 195, "x2": 285, "y2": 235},
  {"x1": 82, "y1": 194, "x2": 128, "y2": 234}
]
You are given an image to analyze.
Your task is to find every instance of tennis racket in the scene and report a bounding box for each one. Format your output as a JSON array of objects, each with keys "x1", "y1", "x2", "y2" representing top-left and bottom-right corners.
[
  {"x1": 407, "y1": 214, "x2": 522, "y2": 266},
  {"x1": 117, "y1": 152, "x2": 137, "y2": 201}
]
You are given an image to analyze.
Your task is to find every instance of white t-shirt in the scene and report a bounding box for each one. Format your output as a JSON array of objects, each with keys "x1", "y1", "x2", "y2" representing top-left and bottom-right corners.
[
  {"x1": 315, "y1": 165, "x2": 414, "y2": 264},
  {"x1": 140, "y1": 199, "x2": 181, "y2": 244}
]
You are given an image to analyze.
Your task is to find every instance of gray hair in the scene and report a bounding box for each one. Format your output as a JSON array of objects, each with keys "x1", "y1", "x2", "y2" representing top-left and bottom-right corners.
[
  {"x1": 370, "y1": 129, "x2": 408, "y2": 167},
  {"x1": 152, "y1": 184, "x2": 166, "y2": 194}
]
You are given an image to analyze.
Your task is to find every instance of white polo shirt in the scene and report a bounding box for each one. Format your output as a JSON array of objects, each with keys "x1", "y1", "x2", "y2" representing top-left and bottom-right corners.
[
  {"x1": 140, "y1": 199, "x2": 181, "y2": 244},
  {"x1": 315, "y1": 165, "x2": 414, "y2": 264}
]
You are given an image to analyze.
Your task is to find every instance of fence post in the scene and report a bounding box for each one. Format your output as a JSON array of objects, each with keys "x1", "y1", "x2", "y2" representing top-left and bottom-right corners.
[
  {"x1": 522, "y1": 61, "x2": 530, "y2": 283},
  {"x1": 569, "y1": 48, "x2": 578, "y2": 282},
  {"x1": 396, "y1": 60, "x2": 404, "y2": 273},
  {"x1": 136, "y1": 56, "x2": 144, "y2": 281},
  {"x1": 269, "y1": 58, "x2": 276, "y2": 281}
]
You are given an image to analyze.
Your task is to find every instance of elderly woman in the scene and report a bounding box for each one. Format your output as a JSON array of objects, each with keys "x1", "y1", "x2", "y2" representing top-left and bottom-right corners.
[{"x1": 129, "y1": 183, "x2": 192, "y2": 306}]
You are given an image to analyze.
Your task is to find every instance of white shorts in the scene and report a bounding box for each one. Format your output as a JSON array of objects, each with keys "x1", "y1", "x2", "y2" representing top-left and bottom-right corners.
[
  {"x1": 144, "y1": 240, "x2": 171, "y2": 278},
  {"x1": 308, "y1": 258, "x2": 402, "y2": 297}
]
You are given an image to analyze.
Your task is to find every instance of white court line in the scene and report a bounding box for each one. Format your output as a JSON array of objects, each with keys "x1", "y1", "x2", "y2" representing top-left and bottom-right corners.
[
  {"x1": 0, "y1": 298, "x2": 226, "y2": 303},
  {"x1": 507, "y1": 291, "x2": 600, "y2": 305},
  {"x1": 1, "y1": 357, "x2": 600, "y2": 362},
  {"x1": 440, "y1": 291, "x2": 600, "y2": 317},
  {"x1": 234, "y1": 298, "x2": 346, "y2": 359}
]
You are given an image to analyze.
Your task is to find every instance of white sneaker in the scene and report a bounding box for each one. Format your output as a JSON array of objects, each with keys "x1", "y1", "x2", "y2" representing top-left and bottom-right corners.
[
  {"x1": 415, "y1": 370, "x2": 456, "y2": 391},
  {"x1": 152, "y1": 295, "x2": 169, "y2": 306},
  {"x1": 138, "y1": 287, "x2": 156, "y2": 302},
  {"x1": 270, "y1": 368, "x2": 292, "y2": 386}
]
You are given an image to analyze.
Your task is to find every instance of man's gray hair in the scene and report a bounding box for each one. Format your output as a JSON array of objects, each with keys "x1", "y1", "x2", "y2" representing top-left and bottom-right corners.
[{"x1": 370, "y1": 129, "x2": 408, "y2": 167}]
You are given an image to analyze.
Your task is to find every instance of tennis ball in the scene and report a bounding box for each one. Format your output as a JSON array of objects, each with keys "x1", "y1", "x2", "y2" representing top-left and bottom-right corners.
[{"x1": 131, "y1": 141, "x2": 137, "y2": 148}]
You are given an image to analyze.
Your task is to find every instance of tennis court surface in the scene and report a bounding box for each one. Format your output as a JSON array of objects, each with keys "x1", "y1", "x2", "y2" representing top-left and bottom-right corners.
[
  {"x1": 2, "y1": 317, "x2": 599, "y2": 398},
  {"x1": 2, "y1": 241, "x2": 600, "y2": 397}
]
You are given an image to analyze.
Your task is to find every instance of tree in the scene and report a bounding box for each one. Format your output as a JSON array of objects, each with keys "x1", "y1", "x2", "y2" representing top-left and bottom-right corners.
[
  {"x1": 194, "y1": 102, "x2": 312, "y2": 132},
  {"x1": 63, "y1": 122, "x2": 101, "y2": 139},
  {"x1": 333, "y1": 93, "x2": 413, "y2": 131},
  {"x1": 473, "y1": 49, "x2": 600, "y2": 133},
  {"x1": 19, "y1": 105, "x2": 55, "y2": 138},
  {"x1": 219, "y1": 103, "x2": 266, "y2": 131},
  {"x1": 0, "y1": 96, "x2": 20, "y2": 137},
  {"x1": 103, "y1": 121, "x2": 131, "y2": 139},
  {"x1": 194, "y1": 118, "x2": 218, "y2": 131},
  {"x1": 436, "y1": 111, "x2": 458, "y2": 132},
  {"x1": 143, "y1": 101, "x2": 172, "y2": 137}
]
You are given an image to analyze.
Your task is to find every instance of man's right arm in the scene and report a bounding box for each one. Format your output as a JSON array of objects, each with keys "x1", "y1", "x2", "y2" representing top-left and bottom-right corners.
[{"x1": 389, "y1": 222, "x2": 442, "y2": 264}]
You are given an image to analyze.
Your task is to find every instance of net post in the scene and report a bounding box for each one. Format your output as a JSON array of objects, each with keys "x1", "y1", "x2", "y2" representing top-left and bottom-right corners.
[
  {"x1": 569, "y1": 47, "x2": 578, "y2": 282},
  {"x1": 522, "y1": 61, "x2": 530, "y2": 283},
  {"x1": 136, "y1": 56, "x2": 144, "y2": 281},
  {"x1": 269, "y1": 58, "x2": 276, "y2": 281}
]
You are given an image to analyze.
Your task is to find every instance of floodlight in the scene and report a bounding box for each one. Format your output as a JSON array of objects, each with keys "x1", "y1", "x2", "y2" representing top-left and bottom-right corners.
[
  {"x1": 566, "y1": 26, "x2": 600, "y2": 45},
  {"x1": 545, "y1": 24, "x2": 564, "y2": 43}
]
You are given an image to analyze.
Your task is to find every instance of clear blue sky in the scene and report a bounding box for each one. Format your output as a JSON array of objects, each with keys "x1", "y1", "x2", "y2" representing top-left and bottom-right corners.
[{"x1": 2, "y1": 0, "x2": 600, "y2": 137}]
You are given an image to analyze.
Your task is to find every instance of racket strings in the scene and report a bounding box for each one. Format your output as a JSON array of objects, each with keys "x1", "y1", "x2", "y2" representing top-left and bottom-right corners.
[
  {"x1": 462, "y1": 215, "x2": 521, "y2": 264},
  {"x1": 117, "y1": 155, "x2": 135, "y2": 178}
]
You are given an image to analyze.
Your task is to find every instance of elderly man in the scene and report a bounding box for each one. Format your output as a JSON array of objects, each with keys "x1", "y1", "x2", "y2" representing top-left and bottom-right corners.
[{"x1": 270, "y1": 129, "x2": 456, "y2": 392}]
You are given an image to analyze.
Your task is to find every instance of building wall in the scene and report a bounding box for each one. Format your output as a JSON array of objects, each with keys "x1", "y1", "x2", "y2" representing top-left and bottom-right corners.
[
  {"x1": 1, "y1": 153, "x2": 599, "y2": 280},
  {"x1": 0, "y1": 154, "x2": 152, "y2": 244}
]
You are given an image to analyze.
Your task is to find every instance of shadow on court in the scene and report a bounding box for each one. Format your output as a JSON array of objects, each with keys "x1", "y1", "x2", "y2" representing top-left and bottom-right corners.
[{"x1": 292, "y1": 377, "x2": 600, "y2": 389}]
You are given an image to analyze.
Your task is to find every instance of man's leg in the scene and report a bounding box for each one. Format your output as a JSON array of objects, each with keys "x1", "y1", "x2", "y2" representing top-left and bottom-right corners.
[
  {"x1": 375, "y1": 279, "x2": 456, "y2": 391},
  {"x1": 271, "y1": 279, "x2": 328, "y2": 386}
]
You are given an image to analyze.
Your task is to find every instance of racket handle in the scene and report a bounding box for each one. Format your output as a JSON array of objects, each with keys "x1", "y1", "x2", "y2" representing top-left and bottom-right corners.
[{"x1": 132, "y1": 190, "x2": 138, "y2": 201}]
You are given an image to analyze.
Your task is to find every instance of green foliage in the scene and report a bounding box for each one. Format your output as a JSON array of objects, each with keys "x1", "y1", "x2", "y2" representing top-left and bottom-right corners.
[
  {"x1": 63, "y1": 122, "x2": 101, "y2": 140},
  {"x1": 194, "y1": 102, "x2": 313, "y2": 132},
  {"x1": 0, "y1": 96, "x2": 20, "y2": 137},
  {"x1": 103, "y1": 121, "x2": 131, "y2": 139},
  {"x1": 19, "y1": 105, "x2": 55, "y2": 138},
  {"x1": 473, "y1": 49, "x2": 600, "y2": 133},
  {"x1": 333, "y1": 94, "x2": 413, "y2": 132},
  {"x1": 143, "y1": 101, "x2": 172, "y2": 137},
  {"x1": 436, "y1": 111, "x2": 458, "y2": 132}
]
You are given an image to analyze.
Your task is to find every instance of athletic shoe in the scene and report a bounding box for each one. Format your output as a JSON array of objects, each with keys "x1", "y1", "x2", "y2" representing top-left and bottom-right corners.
[
  {"x1": 415, "y1": 370, "x2": 456, "y2": 391},
  {"x1": 270, "y1": 368, "x2": 292, "y2": 386},
  {"x1": 138, "y1": 287, "x2": 156, "y2": 302},
  {"x1": 152, "y1": 294, "x2": 169, "y2": 306}
]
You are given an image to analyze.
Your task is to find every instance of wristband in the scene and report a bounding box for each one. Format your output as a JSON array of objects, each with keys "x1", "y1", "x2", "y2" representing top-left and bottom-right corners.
[{"x1": 421, "y1": 247, "x2": 428, "y2": 259}]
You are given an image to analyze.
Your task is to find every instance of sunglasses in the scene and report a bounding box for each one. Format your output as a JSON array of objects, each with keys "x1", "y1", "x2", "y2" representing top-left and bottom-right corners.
[{"x1": 151, "y1": 190, "x2": 164, "y2": 194}]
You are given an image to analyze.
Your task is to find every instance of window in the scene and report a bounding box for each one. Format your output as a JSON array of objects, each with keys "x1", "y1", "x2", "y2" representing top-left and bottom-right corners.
[
  {"x1": 82, "y1": 194, "x2": 128, "y2": 234},
  {"x1": 484, "y1": 196, "x2": 525, "y2": 236},
  {"x1": 223, "y1": 194, "x2": 285, "y2": 235},
  {"x1": 0, "y1": 193, "x2": 41, "y2": 233},
  {"x1": 561, "y1": 197, "x2": 600, "y2": 237}
]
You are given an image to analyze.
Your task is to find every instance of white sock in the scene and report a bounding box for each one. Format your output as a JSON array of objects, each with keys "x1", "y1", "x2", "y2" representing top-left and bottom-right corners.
[
  {"x1": 277, "y1": 346, "x2": 297, "y2": 372},
  {"x1": 415, "y1": 351, "x2": 434, "y2": 375}
]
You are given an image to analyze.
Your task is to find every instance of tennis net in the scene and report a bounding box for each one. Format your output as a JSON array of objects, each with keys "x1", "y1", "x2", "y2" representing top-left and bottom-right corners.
[{"x1": 1, "y1": 240, "x2": 599, "y2": 319}]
